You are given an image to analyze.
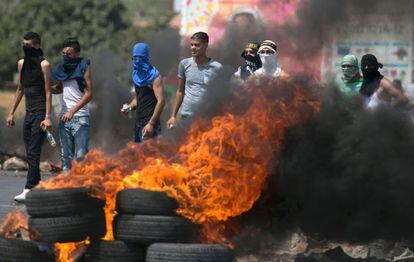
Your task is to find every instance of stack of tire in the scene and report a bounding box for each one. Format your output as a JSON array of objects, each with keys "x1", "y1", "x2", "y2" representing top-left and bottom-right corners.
[
  {"x1": 26, "y1": 187, "x2": 106, "y2": 243},
  {"x1": 84, "y1": 188, "x2": 234, "y2": 262},
  {"x1": 0, "y1": 235, "x2": 54, "y2": 261},
  {"x1": 0, "y1": 187, "x2": 106, "y2": 261}
]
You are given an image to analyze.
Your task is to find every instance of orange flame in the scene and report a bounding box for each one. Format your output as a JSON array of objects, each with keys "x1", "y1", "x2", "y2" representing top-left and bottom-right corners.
[
  {"x1": 122, "y1": 79, "x2": 319, "y2": 242},
  {"x1": 55, "y1": 239, "x2": 89, "y2": 262},
  {"x1": 1, "y1": 78, "x2": 319, "y2": 261},
  {"x1": 0, "y1": 209, "x2": 28, "y2": 238}
]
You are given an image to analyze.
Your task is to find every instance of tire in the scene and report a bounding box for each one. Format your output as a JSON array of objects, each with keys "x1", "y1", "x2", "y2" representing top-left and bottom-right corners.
[
  {"x1": 29, "y1": 210, "x2": 106, "y2": 243},
  {"x1": 113, "y1": 215, "x2": 195, "y2": 245},
  {"x1": 116, "y1": 189, "x2": 178, "y2": 215},
  {"x1": 26, "y1": 187, "x2": 103, "y2": 218},
  {"x1": 84, "y1": 240, "x2": 145, "y2": 262},
  {"x1": 0, "y1": 236, "x2": 54, "y2": 261},
  {"x1": 146, "y1": 243, "x2": 235, "y2": 262}
]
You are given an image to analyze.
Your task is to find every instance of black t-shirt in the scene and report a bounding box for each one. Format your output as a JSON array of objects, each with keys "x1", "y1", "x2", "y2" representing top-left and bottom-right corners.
[
  {"x1": 21, "y1": 56, "x2": 46, "y2": 112},
  {"x1": 134, "y1": 83, "x2": 160, "y2": 127}
]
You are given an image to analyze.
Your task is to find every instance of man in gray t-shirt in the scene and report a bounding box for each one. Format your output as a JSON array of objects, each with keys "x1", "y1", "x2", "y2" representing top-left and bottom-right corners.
[{"x1": 167, "y1": 32, "x2": 222, "y2": 128}]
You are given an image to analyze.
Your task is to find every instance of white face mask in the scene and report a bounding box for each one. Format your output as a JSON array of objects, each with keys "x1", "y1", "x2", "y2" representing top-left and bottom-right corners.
[{"x1": 260, "y1": 53, "x2": 278, "y2": 73}]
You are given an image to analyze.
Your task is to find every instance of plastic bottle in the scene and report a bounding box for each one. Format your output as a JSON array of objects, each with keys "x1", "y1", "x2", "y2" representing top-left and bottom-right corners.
[
  {"x1": 46, "y1": 130, "x2": 57, "y2": 147},
  {"x1": 122, "y1": 103, "x2": 132, "y2": 119}
]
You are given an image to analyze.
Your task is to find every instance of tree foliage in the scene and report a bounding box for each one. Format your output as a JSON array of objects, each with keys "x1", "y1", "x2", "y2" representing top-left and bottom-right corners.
[
  {"x1": 122, "y1": 0, "x2": 175, "y2": 29},
  {"x1": 0, "y1": 0, "x2": 130, "y2": 80}
]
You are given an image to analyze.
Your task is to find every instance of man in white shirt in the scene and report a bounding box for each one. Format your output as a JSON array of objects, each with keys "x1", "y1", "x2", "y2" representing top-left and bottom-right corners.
[
  {"x1": 52, "y1": 38, "x2": 93, "y2": 172},
  {"x1": 253, "y1": 40, "x2": 289, "y2": 79}
]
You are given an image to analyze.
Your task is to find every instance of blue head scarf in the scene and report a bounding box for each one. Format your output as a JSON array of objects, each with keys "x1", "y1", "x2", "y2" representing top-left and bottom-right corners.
[
  {"x1": 52, "y1": 56, "x2": 90, "y2": 92},
  {"x1": 132, "y1": 43, "x2": 159, "y2": 88}
]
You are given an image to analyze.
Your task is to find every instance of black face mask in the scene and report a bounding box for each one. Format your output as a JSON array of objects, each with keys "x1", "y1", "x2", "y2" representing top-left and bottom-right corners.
[
  {"x1": 362, "y1": 67, "x2": 380, "y2": 81},
  {"x1": 244, "y1": 54, "x2": 262, "y2": 68},
  {"x1": 361, "y1": 54, "x2": 382, "y2": 81},
  {"x1": 23, "y1": 46, "x2": 43, "y2": 57}
]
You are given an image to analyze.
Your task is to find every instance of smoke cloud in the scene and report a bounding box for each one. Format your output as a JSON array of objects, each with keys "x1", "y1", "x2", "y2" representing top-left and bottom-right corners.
[
  {"x1": 277, "y1": 87, "x2": 414, "y2": 242},
  {"x1": 232, "y1": 86, "x2": 414, "y2": 247}
]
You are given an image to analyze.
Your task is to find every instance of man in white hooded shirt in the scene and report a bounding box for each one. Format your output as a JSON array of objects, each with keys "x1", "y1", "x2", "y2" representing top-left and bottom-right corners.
[{"x1": 253, "y1": 40, "x2": 289, "y2": 79}]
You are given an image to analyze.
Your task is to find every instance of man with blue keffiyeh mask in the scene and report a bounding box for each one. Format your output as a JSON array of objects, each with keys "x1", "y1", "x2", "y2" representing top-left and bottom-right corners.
[{"x1": 121, "y1": 43, "x2": 165, "y2": 142}]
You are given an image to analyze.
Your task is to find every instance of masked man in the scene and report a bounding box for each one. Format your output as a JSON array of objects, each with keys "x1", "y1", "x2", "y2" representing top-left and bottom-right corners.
[
  {"x1": 121, "y1": 43, "x2": 165, "y2": 142},
  {"x1": 6, "y1": 32, "x2": 52, "y2": 201},
  {"x1": 336, "y1": 54, "x2": 363, "y2": 95},
  {"x1": 52, "y1": 38, "x2": 92, "y2": 172},
  {"x1": 233, "y1": 42, "x2": 262, "y2": 82},
  {"x1": 253, "y1": 40, "x2": 289, "y2": 79},
  {"x1": 360, "y1": 54, "x2": 409, "y2": 109}
]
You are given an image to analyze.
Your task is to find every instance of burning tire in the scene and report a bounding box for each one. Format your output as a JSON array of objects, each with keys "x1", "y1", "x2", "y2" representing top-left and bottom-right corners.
[
  {"x1": 26, "y1": 187, "x2": 103, "y2": 218},
  {"x1": 113, "y1": 214, "x2": 195, "y2": 246},
  {"x1": 0, "y1": 236, "x2": 54, "y2": 261},
  {"x1": 116, "y1": 189, "x2": 178, "y2": 215},
  {"x1": 29, "y1": 210, "x2": 106, "y2": 243},
  {"x1": 84, "y1": 240, "x2": 145, "y2": 262},
  {"x1": 146, "y1": 243, "x2": 235, "y2": 262}
]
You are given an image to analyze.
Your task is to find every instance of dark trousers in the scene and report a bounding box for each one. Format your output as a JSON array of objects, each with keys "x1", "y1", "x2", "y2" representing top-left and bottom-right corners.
[
  {"x1": 133, "y1": 121, "x2": 161, "y2": 143},
  {"x1": 23, "y1": 111, "x2": 46, "y2": 189}
]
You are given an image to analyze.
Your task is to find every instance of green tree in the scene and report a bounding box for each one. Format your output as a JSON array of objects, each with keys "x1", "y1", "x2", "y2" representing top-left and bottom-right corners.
[
  {"x1": 122, "y1": 0, "x2": 175, "y2": 29},
  {"x1": 0, "y1": 0, "x2": 130, "y2": 81}
]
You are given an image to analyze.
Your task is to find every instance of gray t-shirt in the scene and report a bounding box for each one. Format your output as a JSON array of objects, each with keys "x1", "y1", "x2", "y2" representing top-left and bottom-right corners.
[{"x1": 178, "y1": 57, "x2": 222, "y2": 116}]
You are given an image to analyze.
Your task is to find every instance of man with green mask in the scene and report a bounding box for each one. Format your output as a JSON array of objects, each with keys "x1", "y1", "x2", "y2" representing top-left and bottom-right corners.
[{"x1": 335, "y1": 54, "x2": 363, "y2": 95}]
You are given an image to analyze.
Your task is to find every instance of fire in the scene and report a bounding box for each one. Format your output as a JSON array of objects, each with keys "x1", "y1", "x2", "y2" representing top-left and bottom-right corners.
[
  {"x1": 55, "y1": 239, "x2": 89, "y2": 262},
  {"x1": 122, "y1": 78, "x2": 319, "y2": 242},
  {"x1": 1, "y1": 78, "x2": 319, "y2": 261},
  {"x1": 0, "y1": 209, "x2": 28, "y2": 238}
]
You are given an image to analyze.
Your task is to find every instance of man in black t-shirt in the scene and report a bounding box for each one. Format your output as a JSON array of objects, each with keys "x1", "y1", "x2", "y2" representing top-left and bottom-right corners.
[
  {"x1": 121, "y1": 43, "x2": 165, "y2": 142},
  {"x1": 6, "y1": 32, "x2": 52, "y2": 202}
]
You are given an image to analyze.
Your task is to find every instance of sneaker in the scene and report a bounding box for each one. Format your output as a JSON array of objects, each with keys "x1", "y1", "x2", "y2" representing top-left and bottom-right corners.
[{"x1": 14, "y1": 189, "x2": 31, "y2": 202}]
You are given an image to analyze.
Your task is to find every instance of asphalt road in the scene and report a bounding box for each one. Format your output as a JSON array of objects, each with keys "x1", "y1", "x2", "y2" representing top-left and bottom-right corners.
[{"x1": 0, "y1": 171, "x2": 54, "y2": 225}]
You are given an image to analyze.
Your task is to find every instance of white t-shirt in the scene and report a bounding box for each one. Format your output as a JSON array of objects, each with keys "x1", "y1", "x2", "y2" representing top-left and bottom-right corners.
[
  {"x1": 365, "y1": 91, "x2": 384, "y2": 110},
  {"x1": 61, "y1": 79, "x2": 89, "y2": 117},
  {"x1": 254, "y1": 65, "x2": 282, "y2": 78}
]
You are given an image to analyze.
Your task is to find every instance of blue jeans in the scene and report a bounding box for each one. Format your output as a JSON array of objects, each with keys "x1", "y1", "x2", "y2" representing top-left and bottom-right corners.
[
  {"x1": 59, "y1": 116, "x2": 90, "y2": 172},
  {"x1": 134, "y1": 123, "x2": 161, "y2": 143}
]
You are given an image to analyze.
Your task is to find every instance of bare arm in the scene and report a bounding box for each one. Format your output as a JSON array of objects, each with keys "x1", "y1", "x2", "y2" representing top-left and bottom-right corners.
[
  {"x1": 381, "y1": 78, "x2": 410, "y2": 107},
  {"x1": 121, "y1": 94, "x2": 137, "y2": 117},
  {"x1": 141, "y1": 76, "x2": 166, "y2": 137},
  {"x1": 171, "y1": 78, "x2": 185, "y2": 117},
  {"x1": 166, "y1": 78, "x2": 185, "y2": 128},
  {"x1": 61, "y1": 66, "x2": 93, "y2": 121},
  {"x1": 72, "y1": 66, "x2": 93, "y2": 113},
  {"x1": 148, "y1": 76, "x2": 165, "y2": 125},
  {"x1": 41, "y1": 60, "x2": 52, "y2": 122},
  {"x1": 6, "y1": 60, "x2": 24, "y2": 127},
  {"x1": 129, "y1": 96, "x2": 138, "y2": 110}
]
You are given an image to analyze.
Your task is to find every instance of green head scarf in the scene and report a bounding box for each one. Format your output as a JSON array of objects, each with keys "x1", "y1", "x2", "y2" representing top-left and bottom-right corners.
[{"x1": 341, "y1": 54, "x2": 359, "y2": 82}]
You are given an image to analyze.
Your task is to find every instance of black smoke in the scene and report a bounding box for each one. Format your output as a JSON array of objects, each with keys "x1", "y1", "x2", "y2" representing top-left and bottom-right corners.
[
  {"x1": 283, "y1": 0, "x2": 414, "y2": 53},
  {"x1": 277, "y1": 87, "x2": 414, "y2": 242},
  {"x1": 232, "y1": 85, "x2": 414, "y2": 254}
]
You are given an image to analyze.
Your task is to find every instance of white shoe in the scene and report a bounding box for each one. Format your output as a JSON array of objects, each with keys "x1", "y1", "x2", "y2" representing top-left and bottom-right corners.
[{"x1": 14, "y1": 189, "x2": 31, "y2": 202}]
